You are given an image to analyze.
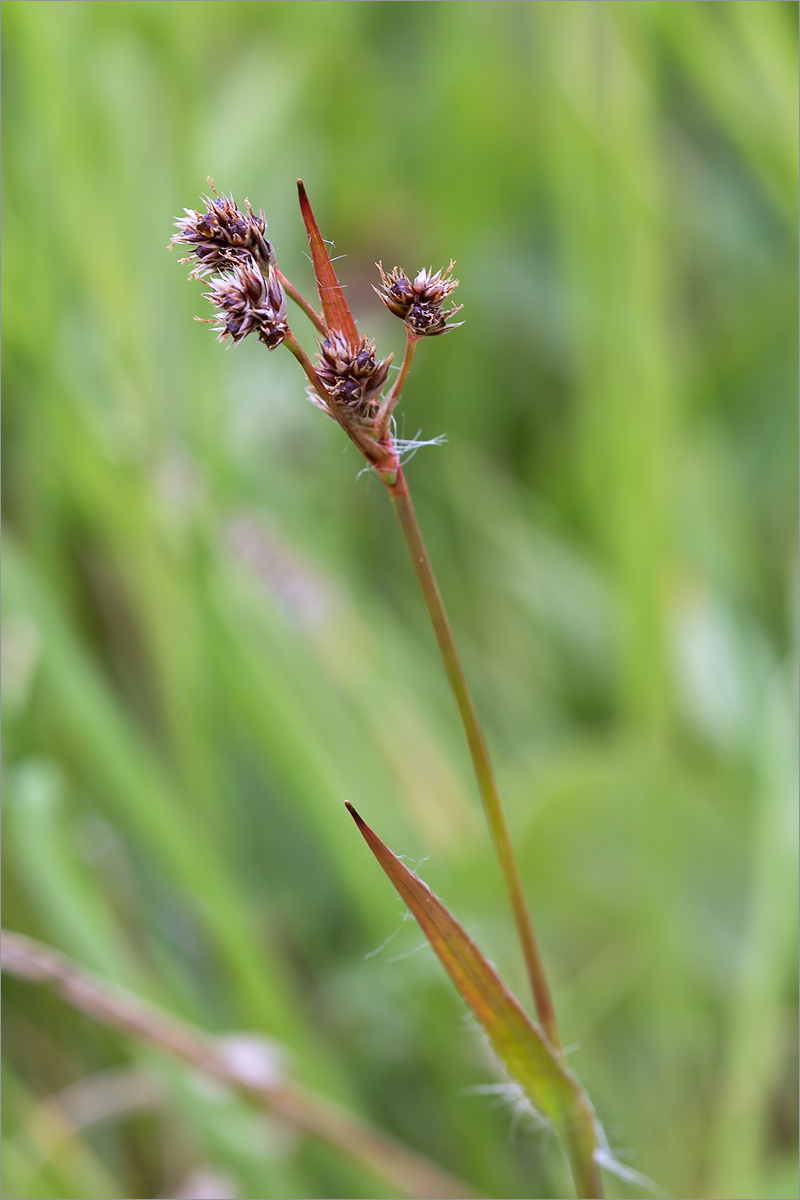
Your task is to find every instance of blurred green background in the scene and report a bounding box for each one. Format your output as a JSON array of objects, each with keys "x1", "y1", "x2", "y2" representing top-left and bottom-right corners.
[{"x1": 2, "y1": 3, "x2": 797, "y2": 1198}]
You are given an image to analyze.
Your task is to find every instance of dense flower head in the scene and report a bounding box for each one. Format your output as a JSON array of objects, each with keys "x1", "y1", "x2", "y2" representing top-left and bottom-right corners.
[
  {"x1": 315, "y1": 333, "x2": 392, "y2": 416},
  {"x1": 172, "y1": 190, "x2": 275, "y2": 277},
  {"x1": 203, "y1": 260, "x2": 288, "y2": 349},
  {"x1": 375, "y1": 262, "x2": 463, "y2": 337},
  {"x1": 172, "y1": 181, "x2": 461, "y2": 481}
]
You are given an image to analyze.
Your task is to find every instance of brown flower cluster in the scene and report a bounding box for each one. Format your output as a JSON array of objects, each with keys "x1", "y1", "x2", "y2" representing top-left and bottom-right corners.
[
  {"x1": 203, "y1": 260, "x2": 288, "y2": 348},
  {"x1": 375, "y1": 262, "x2": 462, "y2": 337},
  {"x1": 172, "y1": 188, "x2": 287, "y2": 350},
  {"x1": 314, "y1": 332, "x2": 392, "y2": 418},
  {"x1": 172, "y1": 191, "x2": 274, "y2": 276},
  {"x1": 172, "y1": 181, "x2": 463, "y2": 477}
]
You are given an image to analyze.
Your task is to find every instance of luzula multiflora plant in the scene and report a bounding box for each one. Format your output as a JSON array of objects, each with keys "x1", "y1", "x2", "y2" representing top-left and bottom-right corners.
[{"x1": 172, "y1": 182, "x2": 614, "y2": 1199}]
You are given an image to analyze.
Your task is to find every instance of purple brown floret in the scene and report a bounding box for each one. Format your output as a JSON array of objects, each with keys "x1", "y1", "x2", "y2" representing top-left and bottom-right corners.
[
  {"x1": 203, "y1": 261, "x2": 288, "y2": 349},
  {"x1": 375, "y1": 262, "x2": 463, "y2": 337},
  {"x1": 315, "y1": 332, "x2": 392, "y2": 417},
  {"x1": 172, "y1": 189, "x2": 275, "y2": 277}
]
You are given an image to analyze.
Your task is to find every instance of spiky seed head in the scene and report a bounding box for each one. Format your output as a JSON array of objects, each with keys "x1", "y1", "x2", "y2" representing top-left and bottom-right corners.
[
  {"x1": 315, "y1": 332, "x2": 392, "y2": 416},
  {"x1": 203, "y1": 260, "x2": 288, "y2": 349},
  {"x1": 374, "y1": 265, "x2": 415, "y2": 318},
  {"x1": 374, "y1": 261, "x2": 463, "y2": 337},
  {"x1": 172, "y1": 189, "x2": 275, "y2": 277}
]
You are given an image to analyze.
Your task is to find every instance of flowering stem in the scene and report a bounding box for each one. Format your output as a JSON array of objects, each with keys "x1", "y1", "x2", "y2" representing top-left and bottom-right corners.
[
  {"x1": 377, "y1": 332, "x2": 419, "y2": 438},
  {"x1": 283, "y1": 331, "x2": 398, "y2": 480},
  {"x1": 277, "y1": 269, "x2": 326, "y2": 336},
  {"x1": 282, "y1": 328, "x2": 330, "y2": 395},
  {"x1": 385, "y1": 467, "x2": 561, "y2": 1049}
]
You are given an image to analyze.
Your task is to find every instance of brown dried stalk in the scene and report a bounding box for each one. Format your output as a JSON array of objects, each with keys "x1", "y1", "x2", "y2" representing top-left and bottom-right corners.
[{"x1": 1, "y1": 930, "x2": 481, "y2": 1200}]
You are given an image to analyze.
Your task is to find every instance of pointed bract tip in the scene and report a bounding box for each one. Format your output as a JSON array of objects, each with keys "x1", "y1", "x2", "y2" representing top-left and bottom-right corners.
[
  {"x1": 344, "y1": 801, "x2": 369, "y2": 832},
  {"x1": 296, "y1": 181, "x2": 359, "y2": 343}
]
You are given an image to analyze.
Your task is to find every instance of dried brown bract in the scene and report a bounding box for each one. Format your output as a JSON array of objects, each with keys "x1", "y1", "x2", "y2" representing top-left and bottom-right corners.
[
  {"x1": 172, "y1": 189, "x2": 275, "y2": 277},
  {"x1": 375, "y1": 262, "x2": 463, "y2": 337},
  {"x1": 203, "y1": 261, "x2": 288, "y2": 349},
  {"x1": 315, "y1": 333, "x2": 392, "y2": 418}
]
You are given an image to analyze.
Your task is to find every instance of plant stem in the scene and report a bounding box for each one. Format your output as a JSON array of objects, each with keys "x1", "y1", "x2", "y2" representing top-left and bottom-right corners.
[
  {"x1": 565, "y1": 1119, "x2": 605, "y2": 1200},
  {"x1": 282, "y1": 328, "x2": 331, "y2": 397},
  {"x1": 277, "y1": 269, "x2": 327, "y2": 335},
  {"x1": 377, "y1": 331, "x2": 419, "y2": 438},
  {"x1": 386, "y1": 467, "x2": 562, "y2": 1050},
  {"x1": 1, "y1": 930, "x2": 483, "y2": 1200}
]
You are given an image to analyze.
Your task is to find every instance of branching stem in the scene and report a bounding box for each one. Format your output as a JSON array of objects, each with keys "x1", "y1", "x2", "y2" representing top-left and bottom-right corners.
[
  {"x1": 385, "y1": 467, "x2": 562, "y2": 1051},
  {"x1": 377, "y1": 331, "x2": 419, "y2": 438},
  {"x1": 277, "y1": 269, "x2": 326, "y2": 335}
]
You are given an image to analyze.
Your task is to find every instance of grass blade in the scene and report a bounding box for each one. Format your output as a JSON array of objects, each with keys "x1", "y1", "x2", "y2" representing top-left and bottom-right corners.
[{"x1": 345, "y1": 802, "x2": 604, "y2": 1199}]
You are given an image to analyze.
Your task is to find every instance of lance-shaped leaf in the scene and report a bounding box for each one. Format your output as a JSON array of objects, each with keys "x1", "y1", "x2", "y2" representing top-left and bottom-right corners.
[
  {"x1": 297, "y1": 180, "x2": 360, "y2": 344},
  {"x1": 345, "y1": 802, "x2": 605, "y2": 1199}
]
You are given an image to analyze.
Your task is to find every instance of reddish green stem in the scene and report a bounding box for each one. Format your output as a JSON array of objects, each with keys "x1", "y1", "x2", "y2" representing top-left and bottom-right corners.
[
  {"x1": 386, "y1": 467, "x2": 562, "y2": 1050},
  {"x1": 377, "y1": 331, "x2": 419, "y2": 438},
  {"x1": 277, "y1": 269, "x2": 327, "y2": 335}
]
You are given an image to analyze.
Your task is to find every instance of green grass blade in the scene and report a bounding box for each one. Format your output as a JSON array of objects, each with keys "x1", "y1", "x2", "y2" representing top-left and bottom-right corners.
[{"x1": 345, "y1": 802, "x2": 604, "y2": 1199}]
